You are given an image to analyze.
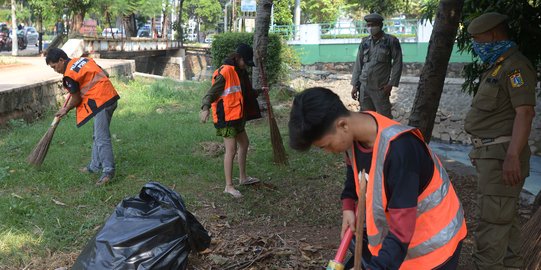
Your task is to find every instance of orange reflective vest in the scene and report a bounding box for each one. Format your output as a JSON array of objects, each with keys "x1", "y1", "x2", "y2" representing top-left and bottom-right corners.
[
  {"x1": 349, "y1": 112, "x2": 467, "y2": 269},
  {"x1": 211, "y1": 65, "x2": 244, "y2": 128},
  {"x1": 63, "y1": 58, "x2": 119, "y2": 127}
]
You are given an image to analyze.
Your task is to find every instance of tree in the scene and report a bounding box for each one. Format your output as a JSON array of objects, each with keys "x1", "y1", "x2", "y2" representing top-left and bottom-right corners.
[
  {"x1": 253, "y1": 0, "x2": 273, "y2": 90},
  {"x1": 407, "y1": 0, "x2": 464, "y2": 143},
  {"x1": 301, "y1": 0, "x2": 343, "y2": 24},
  {"x1": 183, "y1": 0, "x2": 221, "y2": 40},
  {"x1": 273, "y1": 0, "x2": 293, "y2": 25}
]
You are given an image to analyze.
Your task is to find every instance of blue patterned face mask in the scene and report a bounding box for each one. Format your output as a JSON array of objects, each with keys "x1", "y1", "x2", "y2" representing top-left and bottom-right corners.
[{"x1": 472, "y1": 40, "x2": 516, "y2": 64}]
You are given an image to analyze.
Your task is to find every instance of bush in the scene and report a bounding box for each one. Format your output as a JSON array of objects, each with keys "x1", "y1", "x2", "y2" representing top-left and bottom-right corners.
[{"x1": 210, "y1": 32, "x2": 296, "y2": 85}]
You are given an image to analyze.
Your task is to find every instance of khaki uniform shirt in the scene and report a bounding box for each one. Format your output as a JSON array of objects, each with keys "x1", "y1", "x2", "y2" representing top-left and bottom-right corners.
[
  {"x1": 351, "y1": 33, "x2": 403, "y2": 92},
  {"x1": 464, "y1": 47, "x2": 537, "y2": 139}
]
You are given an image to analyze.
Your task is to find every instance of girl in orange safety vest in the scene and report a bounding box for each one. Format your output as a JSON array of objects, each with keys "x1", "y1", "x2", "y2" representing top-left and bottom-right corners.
[
  {"x1": 200, "y1": 43, "x2": 262, "y2": 198},
  {"x1": 288, "y1": 87, "x2": 467, "y2": 269}
]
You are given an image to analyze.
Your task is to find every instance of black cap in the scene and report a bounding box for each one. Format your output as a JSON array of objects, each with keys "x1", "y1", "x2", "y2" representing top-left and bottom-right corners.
[
  {"x1": 364, "y1": 13, "x2": 384, "y2": 23},
  {"x1": 236, "y1": 43, "x2": 255, "y2": 67}
]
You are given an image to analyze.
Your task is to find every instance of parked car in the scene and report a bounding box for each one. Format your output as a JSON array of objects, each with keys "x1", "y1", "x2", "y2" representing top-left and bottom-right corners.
[
  {"x1": 24, "y1": 26, "x2": 38, "y2": 46},
  {"x1": 102, "y1": 27, "x2": 125, "y2": 38}
]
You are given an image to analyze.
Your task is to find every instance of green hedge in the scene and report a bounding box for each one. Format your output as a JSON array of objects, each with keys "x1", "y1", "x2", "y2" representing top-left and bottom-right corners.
[{"x1": 210, "y1": 32, "x2": 284, "y2": 85}]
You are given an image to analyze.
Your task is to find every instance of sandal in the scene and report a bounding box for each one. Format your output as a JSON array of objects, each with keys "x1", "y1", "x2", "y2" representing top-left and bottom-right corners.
[
  {"x1": 224, "y1": 188, "x2": 242, "y2": 198},
  {"x1": 96, "y1": 173, "x2": 113, "y2": 186},
  {"x1": 239, "y1": 176, "x2": 260, "y2": 186}
]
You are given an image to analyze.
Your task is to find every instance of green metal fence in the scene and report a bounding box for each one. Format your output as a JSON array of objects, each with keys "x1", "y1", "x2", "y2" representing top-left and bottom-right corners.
[{"x1": 271, "y1": 19, "x2": 419, "y2": 41}]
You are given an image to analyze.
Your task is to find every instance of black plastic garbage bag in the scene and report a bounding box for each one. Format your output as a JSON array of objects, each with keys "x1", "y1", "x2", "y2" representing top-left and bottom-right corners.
[{"x1": 72, "y1": 182, "x2": 211, "y2": 270}]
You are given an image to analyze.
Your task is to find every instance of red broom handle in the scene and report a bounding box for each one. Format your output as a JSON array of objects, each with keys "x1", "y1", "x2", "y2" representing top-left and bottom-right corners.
[{"x1": 335, "y1": 228, "x2": 354, "y2": 262}]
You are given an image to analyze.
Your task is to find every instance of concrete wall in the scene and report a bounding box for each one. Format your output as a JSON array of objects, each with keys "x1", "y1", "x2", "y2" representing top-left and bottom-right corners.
[{"x1": 0, "y1": 62, "x2": 135, "y2": 127}]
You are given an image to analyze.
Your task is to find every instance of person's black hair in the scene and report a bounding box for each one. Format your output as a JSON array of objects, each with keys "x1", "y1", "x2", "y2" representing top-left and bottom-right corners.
[
  {"x1": 288, "y1": 87, "x2": 350, "y2": 151},
  {"x1": 45, "y1": 48, "x2": 68, "y2": 65},
  {"x1": 223, "y1": 52, "x2": 241, "y2": 67}
]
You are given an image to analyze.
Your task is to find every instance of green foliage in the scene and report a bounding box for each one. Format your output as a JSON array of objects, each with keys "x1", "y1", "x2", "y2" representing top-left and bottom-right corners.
[
  {"x1": 210, "y1": 32, "x2": 298, "y2": 85},
  {"x1": 353, "y1": 0, "x2": 403, "y2": 16},
  {"x1": 456, "y1": 0, "x2": 541, "y2": 95},
  {"x1": 273, "y1": 0, "x2": 294, "y2": 25},
  {"x1": 419, "y1": 0, "x2": 439, "y2": 23},
  {"x1": 301, "y1": 0, "x2": 343, "y2": 24},
  {"x1": 183, "y1": 0, "x2": 222, "y2": 32}
]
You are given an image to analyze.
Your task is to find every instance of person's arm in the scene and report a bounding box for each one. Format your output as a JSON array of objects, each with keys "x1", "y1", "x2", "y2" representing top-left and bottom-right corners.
[
  {"x1": 503, "y1": 63, "x2": 537, "y2": 185},
  {"x1": 503, "y1": 106, "x2": 535, "y2": 185},
  {"x1": 341, "y1": 154, "x2": 358, "y2": 239},
  {"x1": 366, "y1": 134, "x2": 429, "y2": 269},
  {"x1": 201, "y1": 74, "x2": 225, "y2": 110},
  {"x1": 351, "y1": 43, "x2": 365, "y2": 100},
  {"x1": 200, "y1": 74, "x2": 225, "y2": 123},
  {"x1": 56, "y1": 76, "x2": 82, "y2": 117},
  {"x1": 388, "y1": 37, "x2": 403, "y2": 87}
]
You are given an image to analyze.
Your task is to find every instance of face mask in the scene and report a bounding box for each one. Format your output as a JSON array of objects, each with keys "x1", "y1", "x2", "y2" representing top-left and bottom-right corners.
[
  {"x1": 367, "y1": 26, "x2": 381, "y2": 36},
  {"x1": 472, "y1": 40, "x2": 515, "y2": 64}
]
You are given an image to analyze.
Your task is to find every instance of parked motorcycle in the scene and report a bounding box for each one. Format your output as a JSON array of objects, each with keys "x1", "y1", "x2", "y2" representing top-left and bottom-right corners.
[
  {"x1": 16, "y1": 29, "x2": 27, "y2": 50},
  {"x1": 0, "y1": 31, "x2": 12, "y2": 51}
]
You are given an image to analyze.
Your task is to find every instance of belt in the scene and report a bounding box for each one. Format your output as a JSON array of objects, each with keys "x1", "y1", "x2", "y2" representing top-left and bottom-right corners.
[{"x1": 471, "y1": 136, "x2": 512, "y2": 148}]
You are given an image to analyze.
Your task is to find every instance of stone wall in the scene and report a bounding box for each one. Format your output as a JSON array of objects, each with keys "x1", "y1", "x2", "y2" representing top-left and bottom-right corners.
[
  {"x1": 392, "y1": 77, "x2": 541, "y2": 155},
  {"x1": 0, "y1": 61, "x2": 134, "y2": 127},
  {"x1": 302, "y1": 62, "x2": 467, "y2": 78}
]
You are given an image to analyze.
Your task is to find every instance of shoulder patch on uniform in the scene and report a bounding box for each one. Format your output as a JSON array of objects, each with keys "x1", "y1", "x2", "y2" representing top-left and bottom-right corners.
[{"x1": 508, "y1": 69, "x2": 524, "y2": 88}]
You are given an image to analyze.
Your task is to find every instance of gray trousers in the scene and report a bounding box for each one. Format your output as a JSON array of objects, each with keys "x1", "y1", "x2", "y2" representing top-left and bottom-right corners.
[
  {"x1": 359, "y1": 88, "x2": 393, "y2": 118},
  {"x1": 88, "y1": 101, "x2": 117, "y2": 175}
]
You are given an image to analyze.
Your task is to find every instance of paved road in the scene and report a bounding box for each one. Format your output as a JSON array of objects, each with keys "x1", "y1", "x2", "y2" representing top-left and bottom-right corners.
[
  {"x1": 0, "y1": 56, "x2": 132, "y2": 92},
  {"x1": 0, "y1": 44, "x2": 40, "y2": 56}
]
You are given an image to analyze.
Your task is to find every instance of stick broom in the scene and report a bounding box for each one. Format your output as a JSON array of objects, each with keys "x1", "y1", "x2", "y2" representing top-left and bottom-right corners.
[
  {"x1": 27, "y1": 95, "x2": 71, "y2": 166},
  {"x1": 257, "y1": 56, "x2": 288, "y2": 165}
]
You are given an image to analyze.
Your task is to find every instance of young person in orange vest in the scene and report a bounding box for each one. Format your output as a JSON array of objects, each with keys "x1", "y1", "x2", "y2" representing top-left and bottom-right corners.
[
  {"x1": 46, "y1": 48, "x2": 120, "y2": 186},
  {"x1": 288, "y1": 87, "x2": 467, "y2": 269},
  {"x1": 200, "y1": 43, "x2": 262, "y2": 198}
]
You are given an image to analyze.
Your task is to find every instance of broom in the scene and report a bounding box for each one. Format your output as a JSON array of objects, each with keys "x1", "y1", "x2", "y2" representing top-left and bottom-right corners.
[
  {"x1": 521, "y1": 206, "x2": 541, "y2": 268},
  {"x1": 257, "y1": 56, "x2": 288, "y2": 165},
  {"x1": 27, "y1": 95, "x2": 71, "y2": 166},
  {"x1": 326, "y1": 169, "x2": 367, "y2": 270}
]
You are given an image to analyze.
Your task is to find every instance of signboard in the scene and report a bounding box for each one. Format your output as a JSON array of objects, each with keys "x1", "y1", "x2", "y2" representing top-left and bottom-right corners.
[{"x1": 241, "y1": 0, "x2": 256, "y2": 12}]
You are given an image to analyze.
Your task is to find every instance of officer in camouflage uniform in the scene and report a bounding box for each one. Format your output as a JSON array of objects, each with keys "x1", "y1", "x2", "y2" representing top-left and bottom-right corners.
[
  {"x1": 465, "y1": 12, "x2": 537, "y2": 270},
  {"x1": 350, "y1": 13, "x2": 403, "y2": 118}
]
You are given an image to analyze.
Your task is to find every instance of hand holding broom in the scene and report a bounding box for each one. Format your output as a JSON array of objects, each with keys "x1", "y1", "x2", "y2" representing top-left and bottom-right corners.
[{"x1": 27, "y1": 95, "x2": 71, "y2": 166}]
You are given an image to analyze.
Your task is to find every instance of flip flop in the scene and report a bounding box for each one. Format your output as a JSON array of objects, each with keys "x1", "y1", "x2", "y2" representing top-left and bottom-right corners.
[
  {"x1": 239, "y1": 176, "x2": 260, "y2": 186},
  {"x1": 224, "y1": 188, "x2": 242, "y2": 198}
]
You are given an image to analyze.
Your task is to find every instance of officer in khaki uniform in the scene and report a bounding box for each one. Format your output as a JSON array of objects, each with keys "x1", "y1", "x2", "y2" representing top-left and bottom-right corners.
[
  {"x1": 350, "y1": 13, "x2": 403, "y2": 118},
  {"x1": 464, "y1": 12, "x2": 537, "y2": 270}
]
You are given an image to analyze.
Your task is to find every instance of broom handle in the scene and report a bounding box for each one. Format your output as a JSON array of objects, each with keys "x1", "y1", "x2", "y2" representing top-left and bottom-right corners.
[
  {"x1": 51, "y1": 95, "x2": 72, "y2": 126},
  {"x1": 256, "y1": 55, "x2": 275, "y2": 120},
  {"x1": 354, "y1": 169, "x2": 367, "y2": 270}
]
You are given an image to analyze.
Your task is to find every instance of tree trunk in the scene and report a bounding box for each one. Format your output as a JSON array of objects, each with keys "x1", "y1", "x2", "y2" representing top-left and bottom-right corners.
[
  {"x1": 72, "y1": 12, "x2": 85, "y2": 36},
  {"x1": 177, "y1": 0, "x2": 184, "y2": 43},
  {"x1": 123, "y1": 13, "x2": 137, "y2": 38},
  {"x1": 252, "y1": 0, "x2": 273, "y2": 90},
  {"x1": 407, "y1": 0, "x2": 464, "y2": 143},
  {"x1": 162, "y1": 1, "x2": 169, "y2": 38},
  {"x1": 11, "y1": 0, "x2": 17, "y2": 56}
]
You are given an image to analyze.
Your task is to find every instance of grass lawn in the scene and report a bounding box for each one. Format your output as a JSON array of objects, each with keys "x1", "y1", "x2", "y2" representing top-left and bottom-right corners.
[{"x1": 0, "y1": 78, "x2": 345, "y2": 268}]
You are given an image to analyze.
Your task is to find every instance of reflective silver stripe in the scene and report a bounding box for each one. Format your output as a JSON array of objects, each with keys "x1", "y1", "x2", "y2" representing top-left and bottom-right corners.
[
  {"x1": 406, "y1": 204, "x2": 465, "y2": 259},
  {"x1": 221, "y1": 85, "x2": 241, "y2": 96},
  {"x1": 81, "y1": 71, "x2": 108, "y2": 95},
  {"x1": 416, "y1": 150, "x2": 451, "y2": 216},
  {"x1": 369, "y1": 124, "x2": 415, "y2": 247}
]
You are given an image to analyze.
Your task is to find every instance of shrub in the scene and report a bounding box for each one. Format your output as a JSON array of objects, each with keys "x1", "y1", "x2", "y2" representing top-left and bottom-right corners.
[{"x1": 210, "y1": 32, "x2": 298, "y2": 85}]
